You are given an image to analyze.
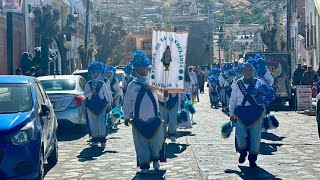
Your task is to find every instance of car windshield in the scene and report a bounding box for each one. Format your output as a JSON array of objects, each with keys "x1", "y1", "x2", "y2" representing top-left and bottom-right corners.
[
  {"x1": 0, "y1": 84, "x2": 32, "y2": 114},
  {"x1": 74, "y1": 72, "x2": 90, "y2": 82},
  {"x1": 40, "y1": 79, "x2": 76, "y2": 91}
]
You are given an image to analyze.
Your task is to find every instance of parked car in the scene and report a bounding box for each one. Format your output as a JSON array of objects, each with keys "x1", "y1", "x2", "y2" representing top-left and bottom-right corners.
[
  {"x1": 316, "y1": 93, "x2": 320, "y2": 139},
  {"x1": 72, "y1": 69, "x2": 90, "y2": 82},
  {"x1": 38, "y1": 75, "x2": 86, "y2": 126},
  {"x1": 0, "y1": 75, "x2": 58, "y2": 179}
]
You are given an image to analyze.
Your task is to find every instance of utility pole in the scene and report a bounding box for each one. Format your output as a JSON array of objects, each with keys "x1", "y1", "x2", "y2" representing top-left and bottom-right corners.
[
  {"x1": 287, "y1": 0, "x2": 291, "y2": 52},
  {"x1": 84, "y1": 0, "x2": 90, "y2": 68}
]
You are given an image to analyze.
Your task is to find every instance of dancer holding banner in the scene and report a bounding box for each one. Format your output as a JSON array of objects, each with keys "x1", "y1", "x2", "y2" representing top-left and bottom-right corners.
[
  {"x1": 123, "y1": 50, "x2": 165, "y2": 174},
  {"x1": 229, "y1": 63, "x2": 266, "y2": 167}
]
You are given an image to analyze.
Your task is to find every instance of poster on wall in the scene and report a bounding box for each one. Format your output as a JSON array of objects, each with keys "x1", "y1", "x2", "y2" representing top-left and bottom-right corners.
[
  {"x1": 150, "y1": 30, "x2": 189, "y2": 92},
  {"x1": 296, "y1": 85, "x2": 312, "y2": 111},
  {"x1": 2, "y1": 0, "x2": 24, "y2": 13}
]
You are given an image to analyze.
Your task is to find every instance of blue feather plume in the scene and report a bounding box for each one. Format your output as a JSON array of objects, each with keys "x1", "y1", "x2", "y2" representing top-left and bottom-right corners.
[
  {"x1": 185, "y1": 100, "x2": 196, "y2": 114},
  {"x1": 221, "y1": 121, "x2": 234, "y2": 139}
]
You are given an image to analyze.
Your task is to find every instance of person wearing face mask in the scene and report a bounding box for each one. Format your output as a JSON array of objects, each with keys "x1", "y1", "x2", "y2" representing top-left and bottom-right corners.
[
  {"x1": 122, "y1": 64, "x2": 134, "y2": 96},
  {"x1": 105, "y1": 65, "x2": 122, "y2": 130},
  {"x1": 123, "y1": 50, "x2": 165, "y2": 174},
  {"x1": 84, "y1": 61, "x2": 112, "y2": 147},
  {"x1": 229, "y1": 63, "x2": 265, "y2": 168}
]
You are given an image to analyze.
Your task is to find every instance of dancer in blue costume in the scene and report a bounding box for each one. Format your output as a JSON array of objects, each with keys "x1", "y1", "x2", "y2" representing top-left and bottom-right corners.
[
  {"x1": 159, "y1": 92, "x2": 180, "y2": 142},
  {"x1": 229, "y1": 63, "x2": 266, "y2": 167},
  {"x1": 106, "y1": 65, "x2": 122, "y2": 130},
  {"x1": 123, "y1": 50, "x2": 165, "y2": 174},
  {"x1": 84, "y1": 61, "x2": 112, "y2": 147},
  {"x1": 122, "y1": 64, "x2": 134, "y2": 96}
]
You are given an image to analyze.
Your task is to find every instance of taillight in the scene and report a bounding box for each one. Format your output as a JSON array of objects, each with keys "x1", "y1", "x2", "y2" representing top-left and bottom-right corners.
[{"x1": 70, "y1": 95, "x2": 84, "y2": 107}]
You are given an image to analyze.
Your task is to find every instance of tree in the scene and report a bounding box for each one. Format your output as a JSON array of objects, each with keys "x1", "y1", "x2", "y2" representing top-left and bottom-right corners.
[
  {"x1": 54, "y1": 14, "x2": 76, "y2": 75},
  {"x1": 33, "y1": 5, "x2": 60, "y2": 75},
  {"x1": 33, "y1": 5, "x2": 76, "y2": 75},
  {"x1": 92, "y1": 13, "x2": 127, "y2": 65}
]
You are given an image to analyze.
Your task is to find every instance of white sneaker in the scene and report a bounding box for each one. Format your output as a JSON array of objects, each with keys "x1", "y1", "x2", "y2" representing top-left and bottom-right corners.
[
  {"x1": 153, "y1": 161, "x2": 160, "y2": 170},
  {"x1": 100, "y1": 143, "x2": 106, "y2": 148},
  {"x1": 169, "y1": 136, "x2": 176, "y2": 142},
  {"x1": 140, "y1": 169, "x2": 149, "y2": 174}
]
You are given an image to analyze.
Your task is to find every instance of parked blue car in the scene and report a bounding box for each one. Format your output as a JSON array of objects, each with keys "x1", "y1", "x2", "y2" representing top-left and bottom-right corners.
[{"x1": 0, "y1": 76, "x2": 58, "y2": 179}]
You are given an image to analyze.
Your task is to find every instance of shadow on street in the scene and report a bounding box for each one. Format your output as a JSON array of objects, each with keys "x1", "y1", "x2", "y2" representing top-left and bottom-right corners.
[
  {"x1": 225, "y1": 165, "x2": 282, "y2": 180},
  {"x1": 44, "y1": 163, "x2": 55, "y2": 177},
  {"x1": 57, "y1": 124, "x2": 87, "y2": 141},
  {"x1": 132, "y1": 170, "x2": 166, "y2": 180},
  {"x1": 77, "y1": 146, "x2": 117, "y2": 162},
  {"x1": 166, "y1": 143, "x2": 189, "y2": 159},
  {"x1": 261, "y1": 132, "x2": 285, "y2": 141},
  {"x1": 176, "y1": 131, "x2": 195, "y2": 139},
  {"x1": 260, "y1": 142, "x2": 283, "y2": 155}
]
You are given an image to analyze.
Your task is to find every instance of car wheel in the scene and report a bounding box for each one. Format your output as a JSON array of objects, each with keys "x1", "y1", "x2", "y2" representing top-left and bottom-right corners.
[
  {"x1": 35, "y1": 150, "x2": 44, "y2": 180},
  {"x1": 47, "y1": 135, "x2": 58, "y2": 165}
]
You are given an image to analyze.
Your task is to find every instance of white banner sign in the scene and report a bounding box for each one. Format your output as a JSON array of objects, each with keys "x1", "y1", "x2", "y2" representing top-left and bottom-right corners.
[
  {"x1": 2, "y1": 0, "x2": 23, "y2": 13},
  {"x1": 150, "y1": 30, "x2": 189, "y2": 92},
  {"x1": 296, "y1": 85, "x2": 312, "y2": 111}
]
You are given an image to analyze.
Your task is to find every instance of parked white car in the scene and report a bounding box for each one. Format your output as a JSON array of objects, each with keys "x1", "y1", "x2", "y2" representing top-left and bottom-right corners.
[{"x1": 38, "y1": 75, "x2": 86, "y2": 125}]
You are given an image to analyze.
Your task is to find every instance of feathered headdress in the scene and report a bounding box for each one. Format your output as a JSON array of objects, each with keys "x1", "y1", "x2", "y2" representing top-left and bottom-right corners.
[
  {"x1": 130, "y1": 50, "x2": 151, "y2": 69},
  {"x1": 88, "y1": 61, "x2": 105, "y2": 74},
  {"x1": 223, "y1": 62, "x2": 233, "y2": 71},
  {"x1": 105, "y1": 65, "x2": 116, "y2": 74},
  {"x1": 124, "y1": 64, "x2": 133, "y2": 73},
  {"x1": 226, "y1": 69, "x2": 236, "y2": 76},
  {"x1": 246, "y1": 58, "x2": 258, "y2": 70},
  {"x1": 235, "y1": 64, "x2": 243, "y2": 73}
]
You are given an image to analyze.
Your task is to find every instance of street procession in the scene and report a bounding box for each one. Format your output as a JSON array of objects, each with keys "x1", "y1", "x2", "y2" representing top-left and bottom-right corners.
[{"x1": 1, "y1": 0, "x2": 320, "y2": 180}]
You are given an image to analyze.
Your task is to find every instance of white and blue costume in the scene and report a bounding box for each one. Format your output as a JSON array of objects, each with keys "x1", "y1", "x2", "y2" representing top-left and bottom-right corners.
[
  {"x1": 122, "y1": 64, "x2": 134, "y2": 96},
  {"x1": 84, "y1": 61, "x2": 112, "y2": 145},
  {"x1": 229, "y1": 74, "x2": 265, "y2": 166},
  {"x1": 123, "y1": 50, "x2": 165, "y2": 172},
  {"x1": 159, "y1": 93, "x2": 181, "y2": 140}
]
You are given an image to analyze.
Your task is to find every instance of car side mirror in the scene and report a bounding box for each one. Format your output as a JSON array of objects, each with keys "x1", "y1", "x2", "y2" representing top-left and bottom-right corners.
[{"x1": 40, "y1": 104, "x2": 50, "y2": 117}]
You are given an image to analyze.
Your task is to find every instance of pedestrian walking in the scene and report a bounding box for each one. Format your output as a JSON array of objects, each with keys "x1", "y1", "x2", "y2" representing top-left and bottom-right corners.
[
  {"x1": 84, "y1": 61, "x2": 112, "y2": 147},
  {"x1": 229, "y1": 63, "x2": 274, "y2": 167},
  {"x1": 197, "y1": 69, "x2": 205, "y2": 94},
  {"x1": 123, "y1": 50, "x2": 165, "y2": 174},
  {"x1": 292, "y1": 64, "x2": 305, "y2": 85}
]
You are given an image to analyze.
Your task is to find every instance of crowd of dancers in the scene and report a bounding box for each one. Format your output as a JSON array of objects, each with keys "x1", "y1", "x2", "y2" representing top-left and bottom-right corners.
[{"x1": 83, "y1": 50, "x2": 280, "y2": 173}]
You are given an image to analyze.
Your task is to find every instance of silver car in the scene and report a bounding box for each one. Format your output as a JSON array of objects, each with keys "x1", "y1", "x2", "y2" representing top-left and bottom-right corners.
[{"x1": 38, "y1": 75, "x2": 86, "y2": 125}]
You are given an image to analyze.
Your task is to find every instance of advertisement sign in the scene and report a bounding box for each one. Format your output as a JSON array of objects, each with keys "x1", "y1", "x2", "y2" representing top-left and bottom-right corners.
[
  {"x1": 296, "y1": 85, "x2": 312, "y2": 111},
  {"x1": 150, "y1": 30, "x2": 189, "y2": 92},
  {"x1": 1, "y1": 0, "x2": 23, "y2": 13}
]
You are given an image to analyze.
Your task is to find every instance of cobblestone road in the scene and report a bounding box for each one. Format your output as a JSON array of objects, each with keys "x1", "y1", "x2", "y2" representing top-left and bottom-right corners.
[{"x1": 45, "y1": 90, "x2": 320, "y2": 180}]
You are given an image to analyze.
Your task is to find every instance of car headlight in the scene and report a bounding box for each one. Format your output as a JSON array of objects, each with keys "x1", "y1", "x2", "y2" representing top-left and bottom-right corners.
[{"x1": 11, "y1": 121, "x2": 34, "y2": 145}]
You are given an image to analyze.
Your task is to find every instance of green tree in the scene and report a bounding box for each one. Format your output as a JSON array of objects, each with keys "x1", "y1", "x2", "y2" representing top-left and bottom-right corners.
[
  {"x1": 92, "y1": 13, "x2": 127, "y2": 65},
  {"x1": 33, "y1": 5, "x2": 59, "y2": 75}
]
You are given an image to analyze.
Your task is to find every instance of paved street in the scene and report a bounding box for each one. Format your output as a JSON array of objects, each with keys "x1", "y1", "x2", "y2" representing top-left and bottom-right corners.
[{"x1": 45, "y1": 90, "x2": 320, "y2": 180}]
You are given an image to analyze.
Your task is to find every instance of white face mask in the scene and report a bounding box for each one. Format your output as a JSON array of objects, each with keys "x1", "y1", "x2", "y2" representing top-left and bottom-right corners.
[{"x1": 136, "y1": 73, "x2": 149, "y2": 85}]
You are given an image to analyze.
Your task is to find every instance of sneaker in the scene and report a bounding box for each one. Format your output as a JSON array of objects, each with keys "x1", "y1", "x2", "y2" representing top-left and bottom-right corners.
[
  {"x1": 153, "y1": 161, "x2": 160, "y2": 170},
  {"x1": 140, "y1": 169, "x2": 149, "y2": 174},
  {"x1": 90, "y1": 142, "x2": 99, "y2": 147},
  {"x1": 169, "y1": 136, "x2": 176, "y2": 142},
  {"x1": 100, "y1": 143, "x2": 106, "y2": 148}
]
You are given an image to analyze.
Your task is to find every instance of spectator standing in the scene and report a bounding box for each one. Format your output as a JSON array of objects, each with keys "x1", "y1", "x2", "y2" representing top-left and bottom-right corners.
[
  {"x1": 301, "y1": 66, "x2": 315, "y2": 86},
  {"x1": 20, "y1": 52, "x2": 32, "y2": 75},
  {"x1": 292, "y1": 64, "x2": 305, "y2": 85}
]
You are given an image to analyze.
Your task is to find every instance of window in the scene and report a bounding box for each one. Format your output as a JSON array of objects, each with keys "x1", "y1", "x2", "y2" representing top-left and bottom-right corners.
[
  {"x1": 0, "y1": 84, "x2": 32, "y2": 113},
  {"x1": 34, "y1": 84, "x2": 44, "y2": 105},
  {"x1": 40, "y1": 79, "x2": 76, "y2": 91},
  {"x1": 79, "y1": 78, "x2": 86, "y2": 91},
  {"x1": 37, "y1": 83, "x2": 48, "y2": 102},
  {"x1": 143, "y1": 41, "x2": 152, "y2": 50}
]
